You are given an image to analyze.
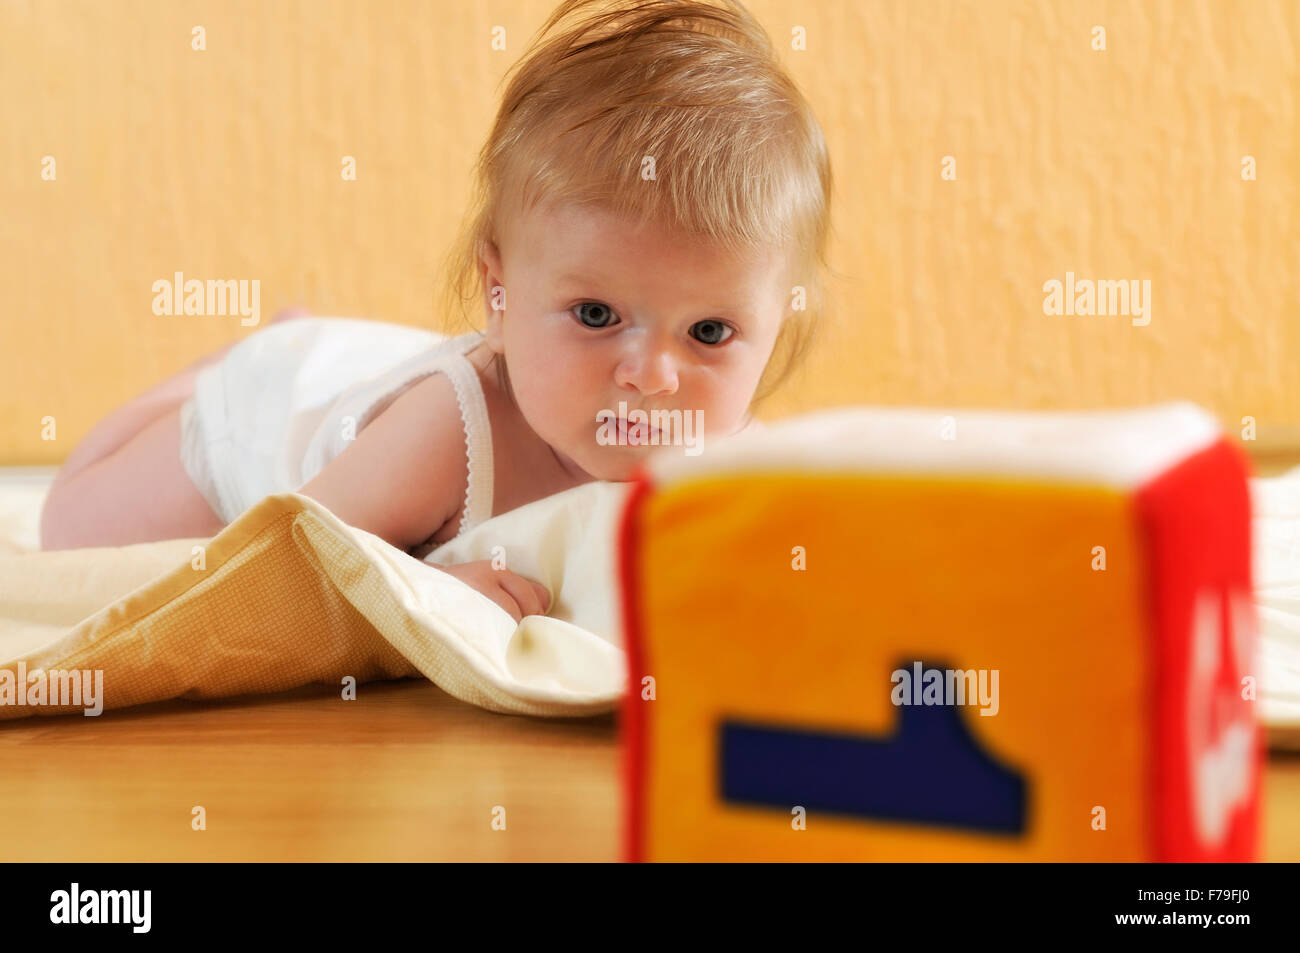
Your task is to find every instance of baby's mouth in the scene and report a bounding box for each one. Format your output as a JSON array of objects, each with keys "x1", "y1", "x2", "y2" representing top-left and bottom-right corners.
[{"x1": 616, "y1": 417, "x2": 661, "y2": 446}]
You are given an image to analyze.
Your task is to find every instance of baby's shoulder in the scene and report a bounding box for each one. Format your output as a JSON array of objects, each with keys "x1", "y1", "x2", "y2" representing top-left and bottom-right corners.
[
  {"x1": 335, "y1": 370, "x2": 472, "y2": 549},
  {"x1": 372, "y1": 370, "x2": 471, "y2": 466}
]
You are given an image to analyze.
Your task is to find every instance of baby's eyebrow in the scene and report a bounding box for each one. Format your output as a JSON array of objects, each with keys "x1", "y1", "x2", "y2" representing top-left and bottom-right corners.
[
  {"x1": 702, "y1": 308, "x2": 754, "y2": 323},
  {"x1": 555, "y1": 271, "x2": 602, "y2": 286}
]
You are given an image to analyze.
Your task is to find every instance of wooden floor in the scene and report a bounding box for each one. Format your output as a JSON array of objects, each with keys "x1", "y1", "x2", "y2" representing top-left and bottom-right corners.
[
  {"x1": 0, "y1": 678, "x2": 1296, "y2": 862},
  {"x1": 0, "y1": 680, "x2": 620, "y2": 862}
]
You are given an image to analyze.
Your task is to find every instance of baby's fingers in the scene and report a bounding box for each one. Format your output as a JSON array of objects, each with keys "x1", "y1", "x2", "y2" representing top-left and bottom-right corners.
[
  {"x1": 496, "y1": 571, "x2": 551, "y2": 620},
  {"x1": 488, "y1": 587, "x2": 524, "y2": 624}
]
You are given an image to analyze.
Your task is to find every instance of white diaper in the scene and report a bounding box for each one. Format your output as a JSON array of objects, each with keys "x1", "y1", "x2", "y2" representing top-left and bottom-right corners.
[{"x1": 178, "y1": 316, "x2": 494, "y2": 531}]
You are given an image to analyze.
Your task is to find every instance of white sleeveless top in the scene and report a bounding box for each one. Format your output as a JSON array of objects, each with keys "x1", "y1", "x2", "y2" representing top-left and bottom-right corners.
[{"x1": 179, "y1": 316, "x2": 494, "y2": 536}]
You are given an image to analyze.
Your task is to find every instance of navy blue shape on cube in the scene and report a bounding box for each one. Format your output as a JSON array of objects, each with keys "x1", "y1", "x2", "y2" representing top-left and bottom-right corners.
[{"x1": 720, "y1": 664, "x2": 1027, "y2": 835}]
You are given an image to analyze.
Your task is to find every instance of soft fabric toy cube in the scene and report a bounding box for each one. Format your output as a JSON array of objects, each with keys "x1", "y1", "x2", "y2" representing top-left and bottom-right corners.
[{"x1": 618, "y1": 403, "x2": 1260, "y2": 861}]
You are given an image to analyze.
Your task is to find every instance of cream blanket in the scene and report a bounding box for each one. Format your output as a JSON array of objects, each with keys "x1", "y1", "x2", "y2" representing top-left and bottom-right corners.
[{"x1": 0, "y1": 482, "x2": 628, "y2": 720}]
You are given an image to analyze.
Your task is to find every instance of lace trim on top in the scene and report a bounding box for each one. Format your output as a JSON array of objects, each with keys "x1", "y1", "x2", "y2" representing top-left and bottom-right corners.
[{"x1": 436, "y1": 347, "x2": 495, "y2": 536}]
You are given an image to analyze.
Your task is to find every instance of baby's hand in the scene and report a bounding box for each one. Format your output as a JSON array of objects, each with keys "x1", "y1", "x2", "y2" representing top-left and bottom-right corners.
[{"x1": 431, "y1": 560, "x2": 552, "y2": 623}]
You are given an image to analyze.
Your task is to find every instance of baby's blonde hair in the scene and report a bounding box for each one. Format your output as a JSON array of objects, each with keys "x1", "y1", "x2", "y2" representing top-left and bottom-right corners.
[{"x1": 441, "y1": 0, "x2": 833, "y2": 406}]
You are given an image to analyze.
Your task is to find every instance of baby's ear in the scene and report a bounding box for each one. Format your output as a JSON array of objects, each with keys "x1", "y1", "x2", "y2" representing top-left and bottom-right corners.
[
  {"x1": 477, "y1": 238, "x2": 503, "y2": 285},
  {"x1": 478, "y1": 240, "x2": 506, "y2": 350}
]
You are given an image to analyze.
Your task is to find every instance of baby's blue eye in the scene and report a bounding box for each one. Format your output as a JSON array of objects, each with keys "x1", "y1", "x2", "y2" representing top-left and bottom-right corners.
[
  {"x1": 574, "y1": 302, "x2": 617, "y2": 328},
  {"x1": 691, "y1": 320, "x2": 732, "y2": 345}
]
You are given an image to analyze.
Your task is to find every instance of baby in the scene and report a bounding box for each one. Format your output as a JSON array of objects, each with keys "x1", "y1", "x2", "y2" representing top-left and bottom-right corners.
[{"x1": 38, "y1": 0, "x2": 832, "y2": 621}]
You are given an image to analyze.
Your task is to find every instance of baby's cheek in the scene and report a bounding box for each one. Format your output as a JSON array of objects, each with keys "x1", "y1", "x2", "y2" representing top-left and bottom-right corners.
[
  {"x1": 695, "y1": 385, "x2": 750, "y2": 437},
  {"x1": 545, "y1": 377, "x2": 597, "y2": 440}
]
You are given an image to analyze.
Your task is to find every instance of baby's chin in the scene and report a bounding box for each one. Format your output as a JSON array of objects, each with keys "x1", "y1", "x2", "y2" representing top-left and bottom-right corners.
[{"x1": 573, "y1": 445, "x2": 674, "y2": 483}]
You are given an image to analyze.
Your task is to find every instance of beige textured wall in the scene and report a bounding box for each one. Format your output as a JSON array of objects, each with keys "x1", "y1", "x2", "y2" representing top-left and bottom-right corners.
[{"x1": 2, "y1": 0, "x2": 1297, "y2": 464}]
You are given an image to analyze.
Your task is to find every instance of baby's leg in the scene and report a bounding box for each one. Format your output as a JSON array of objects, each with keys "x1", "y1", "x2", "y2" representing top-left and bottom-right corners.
[
  {"x1": 53, "y1": 307, "x2": 307, "y2": 483},
  {"x1": 53, "y1": 347, "x2": 232, "y2": 485},
  {"x1": 39, "y1": 406, "x2": 225, "y2": 550},
  {"x1": 40, "y1": 307, "x2": 310, "y2": 549}
]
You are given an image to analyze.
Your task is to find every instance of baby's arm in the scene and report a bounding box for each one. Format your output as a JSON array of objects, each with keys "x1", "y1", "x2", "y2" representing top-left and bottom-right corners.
[
  {"x1": 297, "y1": 373, "x2": 549, "y2": 621},
  {"x1": 298, "y1": 373, "x2": 462, "y2": 548}
]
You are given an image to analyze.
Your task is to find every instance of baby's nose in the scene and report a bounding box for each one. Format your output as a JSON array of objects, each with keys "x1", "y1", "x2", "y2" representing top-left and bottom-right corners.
[{"x1": 616, "y1": 349, "x2": 679, "y2": 396}]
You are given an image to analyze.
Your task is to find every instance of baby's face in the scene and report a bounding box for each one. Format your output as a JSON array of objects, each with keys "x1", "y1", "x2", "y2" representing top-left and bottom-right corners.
[{"x1": 481, "y1": 201, "x2": 791, "y2": 481}]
